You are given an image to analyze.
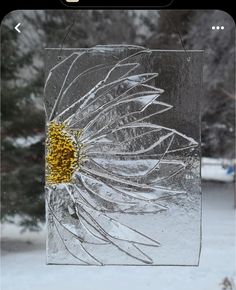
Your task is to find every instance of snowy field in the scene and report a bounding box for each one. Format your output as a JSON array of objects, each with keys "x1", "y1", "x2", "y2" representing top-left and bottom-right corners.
[{"x1": 1, "y1": 182, "x2": 235, "y2": 290}]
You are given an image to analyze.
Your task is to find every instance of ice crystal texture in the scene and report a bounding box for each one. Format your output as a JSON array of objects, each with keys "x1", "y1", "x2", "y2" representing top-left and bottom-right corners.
[{"x1": 44, "y1": 45, "x2": 202, "y2": 265}]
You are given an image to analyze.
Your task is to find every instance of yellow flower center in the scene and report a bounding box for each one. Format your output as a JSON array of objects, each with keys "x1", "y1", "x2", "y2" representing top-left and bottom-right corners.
[{"x1": 46, "y1": 122, "x2": 82, "y2": 184}]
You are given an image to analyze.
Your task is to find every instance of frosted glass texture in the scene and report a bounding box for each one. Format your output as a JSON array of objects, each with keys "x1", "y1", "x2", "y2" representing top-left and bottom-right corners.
[{"x1": 44, "y1": 45, "x2": 202, "y2": 265}]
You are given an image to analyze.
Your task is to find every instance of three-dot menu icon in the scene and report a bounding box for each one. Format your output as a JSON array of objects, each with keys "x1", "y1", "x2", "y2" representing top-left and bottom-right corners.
[{"x1": 212, "y1": 26, "x2": 224, "y2": 30}]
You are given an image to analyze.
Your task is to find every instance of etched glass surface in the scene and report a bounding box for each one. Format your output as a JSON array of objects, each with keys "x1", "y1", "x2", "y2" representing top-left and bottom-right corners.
[{"x1": 44, "y1": 45, "x2": 202, "y2": 265}]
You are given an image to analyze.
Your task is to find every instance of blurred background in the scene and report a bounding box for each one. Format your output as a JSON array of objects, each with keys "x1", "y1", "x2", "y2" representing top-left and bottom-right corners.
[{"x1": 1, "y1": 9, "x2": 235, "y2": 290}]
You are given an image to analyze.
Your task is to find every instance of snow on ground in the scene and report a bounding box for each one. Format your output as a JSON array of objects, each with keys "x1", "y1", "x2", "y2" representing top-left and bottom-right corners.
[
  {"x1": 201, "y1": 158, "x2": 235, "y2": 182},
  {"x1": 1, "y1": 182, "x2": 235, "y2": 290}
]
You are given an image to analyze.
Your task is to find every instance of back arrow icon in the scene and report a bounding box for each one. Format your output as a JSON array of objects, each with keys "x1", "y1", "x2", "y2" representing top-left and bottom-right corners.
[{"x1": 14, "y1": 23, "x2": 21, "y2": 33}]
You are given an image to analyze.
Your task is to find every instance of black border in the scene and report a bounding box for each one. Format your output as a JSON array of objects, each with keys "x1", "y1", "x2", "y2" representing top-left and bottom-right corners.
[{"x1": 0, "y1": 0, "x2": 235, "y2": 22}]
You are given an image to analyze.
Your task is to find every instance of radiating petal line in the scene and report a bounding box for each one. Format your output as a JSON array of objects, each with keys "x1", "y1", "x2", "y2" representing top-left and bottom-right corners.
[
  {"x1": 147, "y1": 162, "x2": 186, "y2": 185},
  {"x1": 84, "y1": 123, "x2": 163, "y2": 147},
  {"x1": 55, "y1": 49, "x2": 152, "y2": 121},
  {"x1": 80, "y1": 164, "x2": 182, "y2": 198},
  {"x1": 58, "y1": 73, "x2": 150, "y2": 123},
  {"x1": 77, "y1": 171, "x2": 157, "y2": 201},
  {"x1": 132, "y1": 243, "x2": 153, "y2": 263},
  {"x1": 83, "y1": 158, "x2": 184, "y2": 199},
  {"x1": 63, "y1": 186, "x2": 119, "y2": 255},
  {"x1": 78, "y1": 49, "x2": 151, "y2": 108},
  {"x1": 74, "y1": 183, "x2": 136, "y2": 214},
  {"x1": 53, "y1": 218, "x2": 90, "y2": 265},
  {"x1": 77, "y1": 174, "x2": 138, "y2": 205},
  {"x1": 71, "y1": 75, "x2": 163, "y2": 128},
  {"x1": 87, "y1": 132, "x2": 174, "y2": 156},
  {"x1": 49, "y1": 53, "x2": 83, "y2": 120},
  {"x1": 44, "y1": 52, "x2": 82, "y2": 91},
  {"x1": 76, "y1": 175, "x2": 167, "y2": 213},
  {"x1": 126, "y1": 100, "x2": 173, "y2": 125},
  {"x1": 80, "y1": 169, "x2": 184, "y2": 202},
  {"x1": 73, "y1": 91, "x2": 160, "y2": 127},
  {"x1": 56, "y1": 62, "x2": 139, "y2": 123},
  {"x1": 83, "y1": 102, "x2": 172, "y2": 145},
  {"x1": 112, "y1": 184, "x2": 186, "y2": 201},
  {"x1": 97, "y1": 159, "x2": 186, "y2": 186},
  {"x1": 78, "y1": 74, "x2": 160, "y2": 137},
  {"x1": 77, "y1": 184, "x2": 166, "y2": 214},
  {"x1": 50, "y1": 62, "x2": 119, "y2": 121},
  {"x1": 143, "y1": 134, "x2": 175, "y2": 177},
  {"x1": 44, "y1": 52, "x2": 83, "y2": 120},
  {"x1": 66, "y1": 187, "x2": 103, "y2": 265},
  {"x1": 86, "y1": 123, "x2": 198, "y2": 156},
  {"x1": 81, "y1": 159, "x2": 186, "y2": 194},
  {"x1": 75, "y1": 89, "x2": 159, "y2": 125},
  {"x1": 79, "y1": 218, "x2": 110, "y2": 244},
  {"x1": 46, "y1": 48, "x2": 130, "y2": 114},
  {"x1": 46, "y1": 193, "x2": 108, "y2": 246},
  {"x1": 77, "y1": 207, "x2": 154, "y2": 264},
  {"x1": 61, "y1": 72, "x2": 159, "y2": 125},
  {"x1": 87, "y1": 134, "x2": 175, "y2": 181},
  {"x1": 81, "y1": 166, "x2": 155, "y2": 190},
  {"x1": 79, "y1": 94, "x2": 160, "y2": 143},
  {"x1": 79, "y1": 239, "x2": 104, "y2": 265},
  {"x1": 77, "y1": 201, "x2": 161, "y2": 247},
  {"x1": 77, "y1": 62, "x2": 140, "y2": 111},
  {"x1": 77, "y1": 204, "x2": 148, "y2": 250}
]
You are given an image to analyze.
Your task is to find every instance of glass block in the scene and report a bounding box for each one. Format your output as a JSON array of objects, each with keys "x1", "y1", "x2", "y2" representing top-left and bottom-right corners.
[{"x1": 44, "y1": 45, "x2": 203, "y2": 265}]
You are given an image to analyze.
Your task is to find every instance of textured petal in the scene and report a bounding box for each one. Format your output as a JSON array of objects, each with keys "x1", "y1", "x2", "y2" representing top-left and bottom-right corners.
[
  {"x1": 81, "y1": 159, "x2": 185, "y2": 197},
  {"x1": 77, "y1": 202, "x2": 160, "y2": 246},
  {"x1": 44, "y1": 52, "x2": 81, "y2": 119},
  {"x1": 86, "y1": 123, "x2": 197, "y2": 156},
  {"x1": 74, "y1": 172, "x2": 167, "y2": 214},
  {"x1": 69, "y1": 49, "x2": 152, "y2": 112},
  {"x1": 46, "y1": 186, "x2": 108, "y2": 246},
  {"x1": 46, "y1": 51, "x2": 124, "y2": 121},
  {"x1": 53, "y1": 63, "x2": 116, "y2": 122},
  {"x1": 77, "y1": 204, "x2": 156, "y2": 264},
  {"x1": 79, "y1": 93, "x2": 162, "y2": 142},
  {"x1": 46, "y1": 187, "x2": 107, "y2": 265},
  {"x1": 54, "y1": 49, "x2": 153, "y2": 123},
  {"x1": 89, "y1": 157, "x2": 186, "y2": 183},
  {"x1": 68, "y1": 73, "x2": 161, "y2": 130}
]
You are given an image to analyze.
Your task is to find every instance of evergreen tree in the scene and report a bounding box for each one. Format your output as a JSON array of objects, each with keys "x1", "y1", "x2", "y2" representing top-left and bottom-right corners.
[{"x1": 1, "y1": 18, "x2": 45, "y2": 230}]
